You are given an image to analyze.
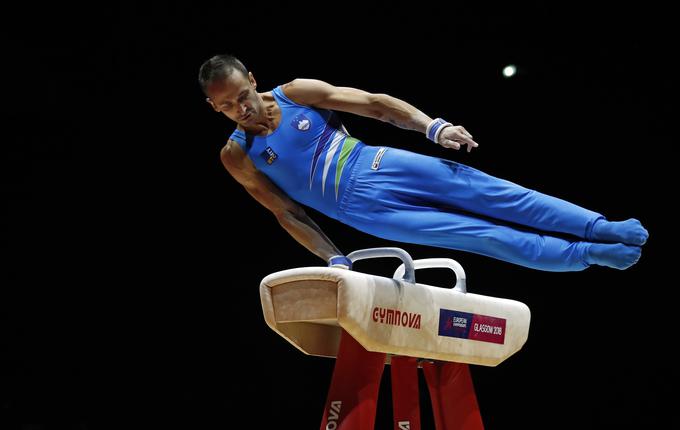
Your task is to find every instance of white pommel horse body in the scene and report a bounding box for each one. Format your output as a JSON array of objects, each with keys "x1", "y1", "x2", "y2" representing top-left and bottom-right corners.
[{"x1": 260, "y1": 248, "x2": 531, "y2": 430}]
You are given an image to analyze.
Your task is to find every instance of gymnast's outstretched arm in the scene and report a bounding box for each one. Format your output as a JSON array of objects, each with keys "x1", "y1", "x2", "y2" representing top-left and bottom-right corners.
[
  {"x1": 281, "y1": 78, "x2": 479, "y2": 152},
  {"x1": 220, "y1": 139, "x2": 343, "y2": 262}
]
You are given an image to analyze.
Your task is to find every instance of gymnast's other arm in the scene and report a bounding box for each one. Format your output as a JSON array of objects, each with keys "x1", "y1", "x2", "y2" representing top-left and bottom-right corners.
[
  {"x1": 282, "y1": 78, "x2": 479, "y2": 152},
  {"x1": 220, "y1": 138, "x2": 343, "y2": 263}
]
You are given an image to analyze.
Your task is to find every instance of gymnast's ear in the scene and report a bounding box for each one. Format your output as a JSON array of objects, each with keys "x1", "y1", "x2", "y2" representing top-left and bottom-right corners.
[
  {"x1": 248, "y1": 71, "x2": 257, "y2": 89},
  {"x1": 205, "y1": 97, "x2": 218, "y2": 112}
]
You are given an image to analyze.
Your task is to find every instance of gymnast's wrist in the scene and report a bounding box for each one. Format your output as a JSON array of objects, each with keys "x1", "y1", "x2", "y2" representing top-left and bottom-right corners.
[
  {"x1": 426, "y1": 118, "x2": 453, "y2": 144},
  {"x1": 328, "y1": 255, "x2": 352, "y2": 270}
]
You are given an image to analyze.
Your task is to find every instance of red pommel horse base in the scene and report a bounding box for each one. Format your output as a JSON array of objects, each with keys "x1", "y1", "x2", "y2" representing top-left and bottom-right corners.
[{"x1": 260, "y1": 248, "x2": 531, "y2": 430}]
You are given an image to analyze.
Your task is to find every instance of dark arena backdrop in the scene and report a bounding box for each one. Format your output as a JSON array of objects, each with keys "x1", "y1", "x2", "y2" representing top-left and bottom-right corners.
[{"x1": 2, "y1": 2, "x2": 677, "y2": 429}]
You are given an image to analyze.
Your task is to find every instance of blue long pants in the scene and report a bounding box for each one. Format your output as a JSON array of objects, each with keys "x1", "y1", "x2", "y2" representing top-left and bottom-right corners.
[{"x1": 338, "y1": 146, "x2": 603, "y2": 272}]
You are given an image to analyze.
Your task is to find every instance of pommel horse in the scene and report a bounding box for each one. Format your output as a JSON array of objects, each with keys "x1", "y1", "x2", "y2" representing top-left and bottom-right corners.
[{"x1": 260, "y1": 248, "x2": 531, "y2": 429}]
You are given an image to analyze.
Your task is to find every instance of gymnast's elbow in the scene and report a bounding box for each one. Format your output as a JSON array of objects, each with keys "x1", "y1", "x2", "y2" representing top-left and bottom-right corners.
[{"x1": 274, "y1": 204, "x2": 307, "y2": 225}]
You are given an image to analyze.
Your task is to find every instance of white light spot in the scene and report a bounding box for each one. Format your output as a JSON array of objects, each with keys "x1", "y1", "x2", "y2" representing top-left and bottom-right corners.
[{"x1": 502, "y1": 64, "x2": 517, "y2": 78}]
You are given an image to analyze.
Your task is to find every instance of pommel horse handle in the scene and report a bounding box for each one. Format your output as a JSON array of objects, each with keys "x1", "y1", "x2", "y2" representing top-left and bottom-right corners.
[
  {"x1": 394, "y1": 258, "x2": 467, "y2": 293},
  {"x1": 347, "y1": 247, "x2": 416, "y2": 283}
]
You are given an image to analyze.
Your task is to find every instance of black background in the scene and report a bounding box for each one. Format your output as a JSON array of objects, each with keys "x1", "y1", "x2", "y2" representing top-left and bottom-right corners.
[{"x1": 2, "y1": 2, "x2": 677, "y2": 429}]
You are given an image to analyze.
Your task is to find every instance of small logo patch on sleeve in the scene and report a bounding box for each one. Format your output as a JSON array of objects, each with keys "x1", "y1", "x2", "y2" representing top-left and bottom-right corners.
[
  {"x1": 260, "y1": 146, "x2": 278, "y2": 165},
  {"x1": 371, "y1": 147, "x2": 387, "y2": 170}
]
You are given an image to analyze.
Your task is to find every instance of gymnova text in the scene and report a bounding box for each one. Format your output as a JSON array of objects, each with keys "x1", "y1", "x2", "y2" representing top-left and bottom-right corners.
[{"x1": 372, "y1": 307, "x2": 422, "y2": 329}]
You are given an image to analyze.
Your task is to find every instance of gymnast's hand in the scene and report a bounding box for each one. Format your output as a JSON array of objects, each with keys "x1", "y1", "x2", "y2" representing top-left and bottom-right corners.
[
  {"x1": 438, "y1": 125, "x2": 479, "y2": 152},
  {"x1": 328, "y1": 255, "x2": 352, "y2": 270}
]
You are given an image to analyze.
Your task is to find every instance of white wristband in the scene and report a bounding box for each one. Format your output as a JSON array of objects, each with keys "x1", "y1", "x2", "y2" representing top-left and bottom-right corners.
[
  {"x1": 328, "y1": 255, "x2": 352, "y2": 269},
  {"x1": 434, "y1": 122, "x2": 452, "y2": 144},
  {"x1": 426, "y1": 118, "x2": 453, "y2": 143}
]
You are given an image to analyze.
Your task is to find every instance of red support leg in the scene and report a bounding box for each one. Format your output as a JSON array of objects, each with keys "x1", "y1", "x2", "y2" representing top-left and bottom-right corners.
[
  {"x1": 390, "y1": 356, "x2": 421, "y2": 430},
  {"x1": 422, "y1": 361, "x2": 484, "y2": 430},
  {"x1": 319, "y1": 330, "x2": 386, "y2": 430}
]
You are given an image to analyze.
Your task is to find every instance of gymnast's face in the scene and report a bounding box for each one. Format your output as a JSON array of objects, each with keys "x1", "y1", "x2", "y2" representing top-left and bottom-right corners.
[{"x1": 206, "y1": 71, "x2": 261, "y2": 125}]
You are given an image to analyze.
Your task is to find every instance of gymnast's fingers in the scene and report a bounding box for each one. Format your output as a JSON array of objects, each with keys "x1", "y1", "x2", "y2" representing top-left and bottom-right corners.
[
  {"x1": 458, "y1": 126, "x2": 473, "y2": 139},
  {"x1": 442, "y1": 139, "x2": 461, "y2": 150},
  {"x1": 466, "y1": 138, "x2": 479, "y2": 152}
]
